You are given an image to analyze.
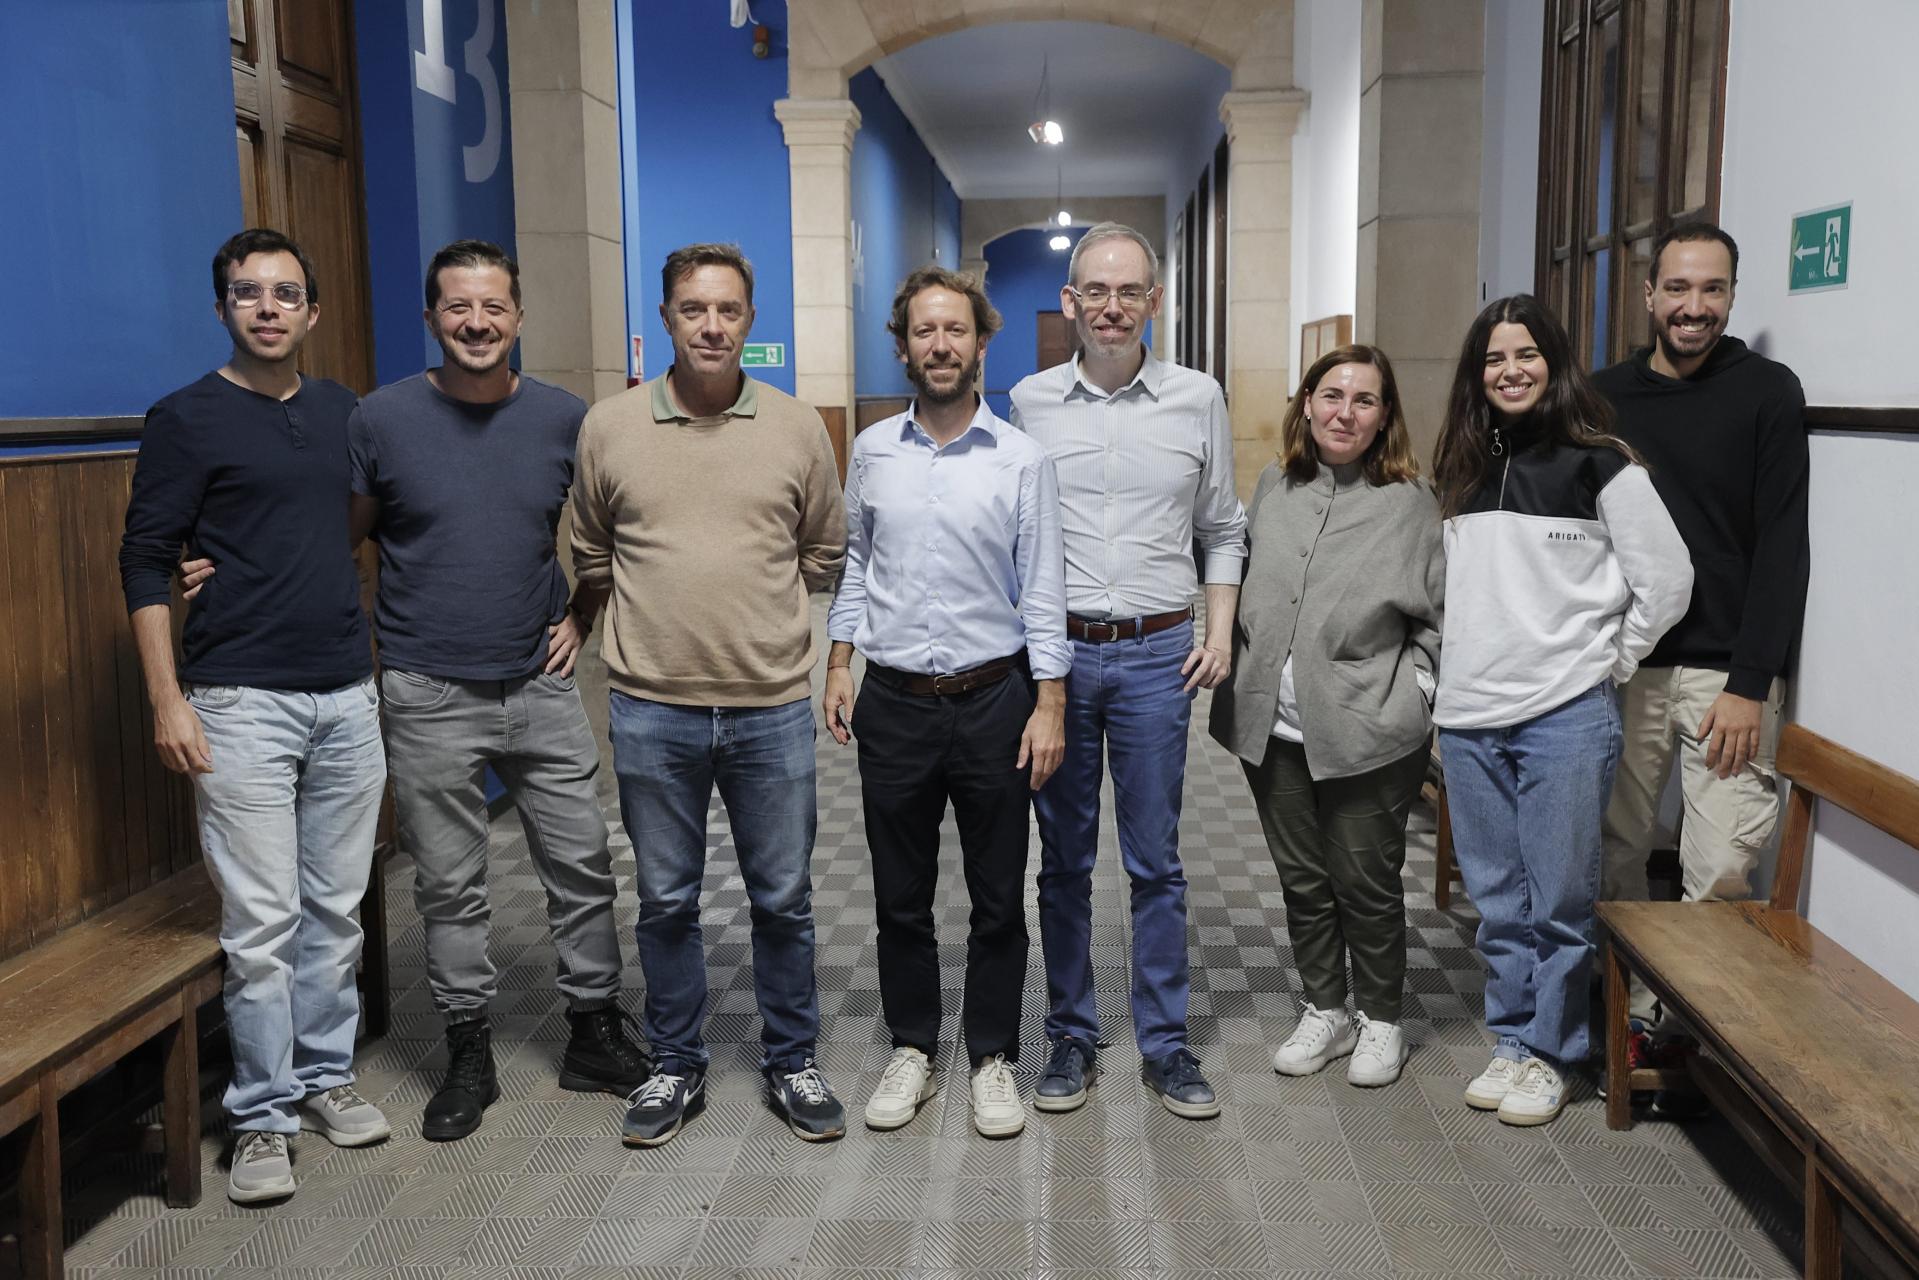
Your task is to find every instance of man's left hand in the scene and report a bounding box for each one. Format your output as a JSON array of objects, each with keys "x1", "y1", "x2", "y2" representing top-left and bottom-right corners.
[
  {"x1": 1018, "y1": 701, "x2": 1065, "y2": 791},
  {"x1": 1181, "y1": 644, "x2": 1231, "y2": 692},
  {"x1": 545, "y1": 610, "x2": 589, "y2": 677},
  {"x1": 1698, "y1": 690, "x2": 1763, "y2": 779}
]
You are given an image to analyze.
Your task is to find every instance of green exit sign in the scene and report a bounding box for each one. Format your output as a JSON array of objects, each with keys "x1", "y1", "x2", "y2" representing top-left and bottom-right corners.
[
  {"x1": 741, "y1": 342, "x2": 786, "y2": 368},
  {"x1": 1789, "y1": 203, "x2": 1850, "y2": 294}
]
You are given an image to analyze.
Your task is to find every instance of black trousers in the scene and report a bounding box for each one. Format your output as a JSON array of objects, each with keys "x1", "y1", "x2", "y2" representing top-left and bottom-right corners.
[{"x1": 855, "y1": 665, "x2": 1034, "y2": 1064}]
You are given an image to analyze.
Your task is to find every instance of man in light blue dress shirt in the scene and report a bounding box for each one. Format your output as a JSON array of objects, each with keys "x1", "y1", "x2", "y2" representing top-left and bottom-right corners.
[{"x1": 823, "y1": 266, "x2": 1070, "y2": 1139}]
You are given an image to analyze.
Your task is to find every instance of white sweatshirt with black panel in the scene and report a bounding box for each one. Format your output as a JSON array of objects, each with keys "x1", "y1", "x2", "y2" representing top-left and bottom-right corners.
[{"x1": 1435, "y1": 440, "x2": 1694, "y2": 731}]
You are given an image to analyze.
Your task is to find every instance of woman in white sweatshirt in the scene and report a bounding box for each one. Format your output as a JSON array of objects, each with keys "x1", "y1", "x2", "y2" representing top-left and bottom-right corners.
[{"x1": 1430, "y1": 295, "x2": 1692, "y2": 1128}]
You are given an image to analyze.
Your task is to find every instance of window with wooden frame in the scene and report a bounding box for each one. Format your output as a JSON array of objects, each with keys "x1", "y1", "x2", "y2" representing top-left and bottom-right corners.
[{"x1": 1536, "y1": 0, "x2": 1729, "y2": 369}]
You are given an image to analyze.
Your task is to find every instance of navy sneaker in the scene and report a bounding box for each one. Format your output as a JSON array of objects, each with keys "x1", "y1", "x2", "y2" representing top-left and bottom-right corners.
[
  {"x1": 621, "y1": 1062, "x2": 705, "y2": 1148},
  {"x1": 1034, "y1": 1036, "x2": 1098, "y2": 1113},
  {"x1": 1142, "y1": 1048, "x2": 1220, "y2": 1120},
  {"x1": 764, "y1": 1060, "x2": 847, "y2": 1141}
]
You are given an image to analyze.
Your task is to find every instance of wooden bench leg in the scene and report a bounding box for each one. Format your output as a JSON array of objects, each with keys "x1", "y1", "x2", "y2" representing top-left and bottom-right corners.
[
  {"x1": 1433, "y1": 784, "x2": 1454, "y2": 910},
  {"x1": 1604, "y1": 936, "x2": 1633, "y2": 1131},
  {"x1": 357, "y1": 851, "x2": 390, "y2": 1042},
  {"x1": 1803, "y1": 1154, "x2": 1843, "y2": 1279},
  {"x1": 161, "y1": 987, "x2": 203, "y2": 1208},
  {"x1": 20, "y1": 1078, "x2": 62, "y2": 1280}
]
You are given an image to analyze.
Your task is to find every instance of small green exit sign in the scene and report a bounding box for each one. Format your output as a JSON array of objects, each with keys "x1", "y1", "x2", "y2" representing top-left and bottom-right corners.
[
  {"x1": 741, "y1": 342, "x2": 786, "y2": 368},
  {"x1": 1789, "y1": 203, "x2": 1850, "y2": 294}
]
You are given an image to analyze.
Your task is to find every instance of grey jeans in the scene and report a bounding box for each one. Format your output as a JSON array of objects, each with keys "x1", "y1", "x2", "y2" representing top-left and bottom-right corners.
[{"x1": 381, "y1": 667, "x2": 622, "y2": 1018}]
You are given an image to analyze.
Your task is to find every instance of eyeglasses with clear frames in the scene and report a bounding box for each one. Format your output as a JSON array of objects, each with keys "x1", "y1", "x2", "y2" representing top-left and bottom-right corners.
[
  {"x1": 1066, "y1": 284, "x2": 1158, "y2": 310},
  {"x1": 226, "y1": 280, "x2": 309, "y2": 309}
]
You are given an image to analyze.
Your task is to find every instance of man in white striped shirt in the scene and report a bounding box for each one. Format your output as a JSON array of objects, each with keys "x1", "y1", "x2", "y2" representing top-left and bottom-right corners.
[{"x1": 1009, "y1": 222, "x2": 1248, "y2": 1120}]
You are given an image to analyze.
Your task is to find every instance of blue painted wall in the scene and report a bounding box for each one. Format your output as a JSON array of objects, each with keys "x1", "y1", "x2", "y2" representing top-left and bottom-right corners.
[
  {"x1": 0, "y1": 0, "x2": 240, "y2": 421},
  {"x1": 355, "y1": 0, "x2": 519, "y2": 384},
  {"x1": 849, "y1": 69, "x2": 961, "y2": 398},
  {"x1": 983, "y1": 227, "x2": 1083, "y2": 420},
  {"x1": 626, "y1": 1, "x2": 794, "y2": 391}
]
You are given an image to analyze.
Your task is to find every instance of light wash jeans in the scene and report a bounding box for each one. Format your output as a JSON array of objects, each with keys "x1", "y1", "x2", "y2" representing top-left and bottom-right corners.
[
  {"x1": 187, "y1": 677, "x2": 385, "y2": 1132},
  {"x1": 1439, "y1": 681, "x2": 1622, "y2": 1068},
  {"x1": 607, "y1": 693, "x2": 819, "y2": 1074}
]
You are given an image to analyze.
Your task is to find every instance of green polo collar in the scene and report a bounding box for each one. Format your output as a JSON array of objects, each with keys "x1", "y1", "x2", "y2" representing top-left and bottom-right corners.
[{"x1": 651, "y1": 368, "x2": 760, "y2": 421}]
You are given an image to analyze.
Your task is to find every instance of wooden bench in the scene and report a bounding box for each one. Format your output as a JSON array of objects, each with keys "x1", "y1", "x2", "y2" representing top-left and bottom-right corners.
[
  {"x1": 1422, "y1": 745, "x2": 1465, "y2": 909},
  {"x1": 0, "y1": 869, "x2": 223, "y2": 1280},
  {"x1": 1600, "y1": 723, "x2": 1919, "y2": 1279}
]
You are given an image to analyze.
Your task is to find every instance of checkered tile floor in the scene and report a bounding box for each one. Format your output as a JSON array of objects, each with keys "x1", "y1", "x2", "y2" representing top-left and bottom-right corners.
[{"x1": 57, "y1": 601, "x2": 1814, "y2": 1277}]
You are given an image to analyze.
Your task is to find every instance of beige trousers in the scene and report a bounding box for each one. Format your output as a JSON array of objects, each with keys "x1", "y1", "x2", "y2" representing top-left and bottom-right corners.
[{"x1": 1600, "y1": 665, "x2": 1786, "y2": 1022}]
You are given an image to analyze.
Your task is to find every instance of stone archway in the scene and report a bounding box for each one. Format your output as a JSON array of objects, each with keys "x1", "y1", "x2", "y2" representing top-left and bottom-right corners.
[{"x1": 777, "y1": 1, "x2": 1303, "y2": 471}]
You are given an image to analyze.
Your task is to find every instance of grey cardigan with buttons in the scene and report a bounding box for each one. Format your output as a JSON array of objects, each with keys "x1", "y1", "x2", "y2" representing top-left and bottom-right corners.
[{"x1": 1208, "y1": 459, "x2": 1445, "y2": 779}]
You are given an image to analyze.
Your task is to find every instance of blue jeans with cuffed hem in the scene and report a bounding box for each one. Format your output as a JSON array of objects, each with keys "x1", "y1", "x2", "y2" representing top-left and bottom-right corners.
[
  {"x1": 1439, "y1": 681, "x2": 1622, "y2": 1068},
  {"x1": 188, "y1": 678, "x2": 385, "y2": 1132},
  {"x1": 608, "y1": 693, "x2": 819, "y2": 1074}
]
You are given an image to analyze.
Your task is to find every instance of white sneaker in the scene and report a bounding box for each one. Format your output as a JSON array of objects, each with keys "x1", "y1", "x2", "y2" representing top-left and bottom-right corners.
[
  {"x1": 297, "y1": 1084, "x2": 392, "y2": 1147},
  {"x1": 1345, "y1": 1014, "x2": 1407, "y2": 1087},
  {"x1": 969, "y1": 1054, "x2": 1024, "y2": 1138},
  {"x1": 1497, "y1": 1058, "x2": 1567, "y2": 1126},
  {"x1": 864, "y1": 1047, "x2": 936, "y2": 1131},
  {"x1": 1464, "y1": 1054, "x2": 1523, "y2": 1110},
  {"x1": 227, "y1": 1131, "x2": 296, "y2": 1204},
  {"x1": 1272, "y1": 1003, "x2": 1357, "y2": 1076}
]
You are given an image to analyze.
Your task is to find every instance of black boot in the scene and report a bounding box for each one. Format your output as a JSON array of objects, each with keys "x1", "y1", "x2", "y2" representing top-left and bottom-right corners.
[
  {"x1": 559, "y1": 1005, "x2": 653, "y2": 1095},
  {"x1": 423, "y1": 1016, "x2": 498, "y2": 1142}
]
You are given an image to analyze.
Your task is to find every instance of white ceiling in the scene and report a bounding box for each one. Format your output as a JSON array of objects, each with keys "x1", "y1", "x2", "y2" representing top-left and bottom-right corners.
[{"x1": 872, "y1": 20, "x2": 1231, "y2": 202}]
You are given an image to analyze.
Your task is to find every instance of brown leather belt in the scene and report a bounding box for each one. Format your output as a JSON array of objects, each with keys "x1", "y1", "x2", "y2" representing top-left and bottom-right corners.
[
  {"x1": 1067, "y1": 609, "x2": 1192, "y2": 643},
  {"x1": 869, "y1": 655, "x2": 1023, "y2": 697}
]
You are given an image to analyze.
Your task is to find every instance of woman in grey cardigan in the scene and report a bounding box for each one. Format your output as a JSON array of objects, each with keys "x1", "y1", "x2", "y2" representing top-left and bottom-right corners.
[{"x1": 1209, "y1": 344, "x2": 1443, "y2": 1088}]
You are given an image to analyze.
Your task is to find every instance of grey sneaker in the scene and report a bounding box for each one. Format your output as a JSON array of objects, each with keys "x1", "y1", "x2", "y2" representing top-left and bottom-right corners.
[
  {"x1": 298, "y1": 1084, "x2": 392, "y2": 1147},
  {"x1": 227, "y1": 1131, "x2": 296, "y2": 1203}
]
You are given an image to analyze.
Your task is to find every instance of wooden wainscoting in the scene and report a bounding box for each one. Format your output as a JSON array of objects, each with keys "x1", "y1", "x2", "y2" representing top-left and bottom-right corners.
[
  {"x1": 854, "y1": 397, "x2": 911, "y2": 435},
  {"x1": 0, "y1": 451, "x2": 200, "y2": 961}
]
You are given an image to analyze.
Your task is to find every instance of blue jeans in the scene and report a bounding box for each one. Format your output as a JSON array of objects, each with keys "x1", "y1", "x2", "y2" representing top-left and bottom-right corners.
[
  {"x1": 187, "y1": 678, "x2": 386, "y2": 1132},
  {"x1": 1034, "y1": 618, "x2": 1196, "y2": 1060},
  {"x1": 608, "y1": 693, "x2": 819, "y2": 1073},
  {"x1": 1439, "y1": 681, "x2": 1623, "y2": 1068}
]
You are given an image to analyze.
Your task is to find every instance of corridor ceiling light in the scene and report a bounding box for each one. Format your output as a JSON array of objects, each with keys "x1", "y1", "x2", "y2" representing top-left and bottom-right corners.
[
  {"x1": 1027, "y1": 55, "x2": 1063, "y2": 145},
  {"x1": 1056, "y1": 210, "x2": 1072, "y2": 226},
  {"x1": 1049, "y1": 234, "x2": 1072, "y2": 251}
]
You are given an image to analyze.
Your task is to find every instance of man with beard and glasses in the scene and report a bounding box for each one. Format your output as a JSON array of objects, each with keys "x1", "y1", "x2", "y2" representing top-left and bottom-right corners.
[
  {"x1": 346, "y1": 239, "x2": 648, "y2": 1140},
  {"x1": 1010, "y1": 222, "x2": 1247, "y2": 1121},
  {"x1": 122, "y1": 229, "x2": 389, "y2": 1203},
  {"x1": 1594, "y1": 224, "x2": 1809, "y2": 1067},
  {"x1": 823, "y1": 267, "x2": 1069, "y2": 1138},
  {"x1": 570, "y1": 243, "x2": 847, "y2": 1147}
]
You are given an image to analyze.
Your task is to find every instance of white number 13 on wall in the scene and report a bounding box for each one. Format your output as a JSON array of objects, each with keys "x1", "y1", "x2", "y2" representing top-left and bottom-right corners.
[{"x1": 412, "y1": 0, "x2": 503, "y2": 184}]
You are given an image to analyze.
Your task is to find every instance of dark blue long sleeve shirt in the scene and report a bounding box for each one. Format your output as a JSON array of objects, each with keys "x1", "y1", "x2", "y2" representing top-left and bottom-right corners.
[{"x1": 118, "y1": 371, "x2": 372, "y2": 691}]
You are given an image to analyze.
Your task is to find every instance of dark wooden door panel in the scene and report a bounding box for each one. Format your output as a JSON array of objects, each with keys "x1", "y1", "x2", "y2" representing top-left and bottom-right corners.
[
  {"x1": 273, "y1": 0, "x2": 341, "y2": 91},
  {"x1": 283, "y1": 139, "x2": 373, "y2": 391}
]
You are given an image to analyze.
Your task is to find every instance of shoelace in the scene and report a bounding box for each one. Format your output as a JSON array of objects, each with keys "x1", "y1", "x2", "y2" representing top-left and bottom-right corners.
[
  {"x1": 783, "y1": 1066, "x2": 831, "y2": 1106},
  {"x1": 1510, "y1": 1059, "x2": 1555, "y2": 1098},
  {"x1": 1287, "y1": 1004, "x2": 1341, "y2": 1050},
  {"x1": 1044, "y1": 1038, "x2": 1085, "y2": 1078},
  {"x1": 877, "y1": 1052, "x2": 924, "y2": 1094},
  {"x1": 238, "y1": 1132, "x2": 288, "y2": 1165},
  {"x1": 590, "y1": 1006, "x2": 652, "y2": 1072},
  {"x1": 1353, "y1": 1015, "x2": 1393, "y2": 1056},
  {"x1": 320, "y1": 1084, "x2": 370, "y2": 1111},
  {"x1": 1158, "y1": 1050, "x2": 1204, "y2": 1089},
  {"x1": 443, "y1": 1023, "x2": 490, "y2": 1091},
  {"x1": 975, "y1": 1056, "x2": 1015, "y2": 1105},
  {"x1": 629, "y1": 1071, "x2": 685, "y2": 1109}
]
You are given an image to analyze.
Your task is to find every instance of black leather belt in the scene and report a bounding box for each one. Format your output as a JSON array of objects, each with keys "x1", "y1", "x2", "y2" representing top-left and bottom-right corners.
[{"x1": 868, "y1": 654, "x2": 1023, "y2": 696}]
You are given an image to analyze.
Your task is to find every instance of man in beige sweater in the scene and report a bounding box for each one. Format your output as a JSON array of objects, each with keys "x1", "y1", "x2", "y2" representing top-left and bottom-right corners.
[{"x1": 570, "y1": 244, "x2": 846, "y2": 1147}]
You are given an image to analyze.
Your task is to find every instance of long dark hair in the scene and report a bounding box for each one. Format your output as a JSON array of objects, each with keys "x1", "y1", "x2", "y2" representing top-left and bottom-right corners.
[{"x1": 1431, "y1": 294, "x2": 1642, "y2": 517}]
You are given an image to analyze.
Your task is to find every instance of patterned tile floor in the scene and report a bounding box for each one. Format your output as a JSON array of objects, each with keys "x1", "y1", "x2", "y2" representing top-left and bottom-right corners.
[{"x1": 57, "y1": 601, "x2": 1814, "y2": 1278}]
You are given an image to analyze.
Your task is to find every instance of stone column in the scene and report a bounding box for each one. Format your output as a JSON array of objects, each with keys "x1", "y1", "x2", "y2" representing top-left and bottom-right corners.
[
  {"x1": 1219, "y1": 88, "x2": 1308, "y2": 500},
  {"x1": 1356, "y1": 0, "x2": 1484, "y2": 462},
  {"x1": 505, "y1": 0, "x2": 627, "y2": 404},
  {"x1": 775, "y1": 97, "x2": 861, "y2": 430}
]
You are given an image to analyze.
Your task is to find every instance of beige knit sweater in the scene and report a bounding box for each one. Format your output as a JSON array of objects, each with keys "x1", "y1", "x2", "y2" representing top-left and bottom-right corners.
[{"x1": 569, "y1": 373, "x2": 845, "y2": 707}]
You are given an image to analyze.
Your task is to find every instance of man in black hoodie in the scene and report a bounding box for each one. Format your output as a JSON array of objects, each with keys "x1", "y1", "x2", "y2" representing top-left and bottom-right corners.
[{"x1": 1595, "y1": 223, "x2": 1810, "y2": 1029}]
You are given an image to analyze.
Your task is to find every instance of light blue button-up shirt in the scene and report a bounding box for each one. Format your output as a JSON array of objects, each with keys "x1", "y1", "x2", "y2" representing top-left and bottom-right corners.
[{"x1": 827, "y1": 399, "x2": 1071, "y2": 680}]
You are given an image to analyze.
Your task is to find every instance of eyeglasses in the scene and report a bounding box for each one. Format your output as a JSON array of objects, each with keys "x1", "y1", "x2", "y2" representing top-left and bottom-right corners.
[
  {"x1": 226, "y1": 280, "x2": 309, "y2": 309},
  {"x1": 1067, "y1": 284, "x2": 1157, "y2": 309}
]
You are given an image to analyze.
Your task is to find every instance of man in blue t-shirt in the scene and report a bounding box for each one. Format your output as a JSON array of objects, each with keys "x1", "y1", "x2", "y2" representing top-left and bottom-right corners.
[
  {"x1": 349, "y1": 241, "x2": 650, "y2": 1140},
  {"x1": 122, "y1": 229, "x2": 391, "y2": 1205}
]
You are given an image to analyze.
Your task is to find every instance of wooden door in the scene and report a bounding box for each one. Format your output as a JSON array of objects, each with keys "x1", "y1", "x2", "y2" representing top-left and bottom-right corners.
[
  {"x1": 231, "y1": 0, "x2": 375, "y2": 393},
  {"x1": 1037, "y1": 311, "x2": 1076, "y2": 374}
]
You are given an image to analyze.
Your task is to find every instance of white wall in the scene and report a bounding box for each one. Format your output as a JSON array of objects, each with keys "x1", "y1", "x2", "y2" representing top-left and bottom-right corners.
[
  {"x1": 1478, "y1": 0, "x2": 1542, "y2": 302},
  {"x1": 1721, "y1": 0, "x2": 1919, "y2": 996},
  {"x1": 1287, "y1": 0, "x2": 1360, "y2": 388}
]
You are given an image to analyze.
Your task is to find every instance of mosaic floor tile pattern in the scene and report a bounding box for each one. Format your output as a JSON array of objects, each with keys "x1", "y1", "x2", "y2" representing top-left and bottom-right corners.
[{"x1": 56, "y1": 601, "x2": 1816, "y2": 1278}]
